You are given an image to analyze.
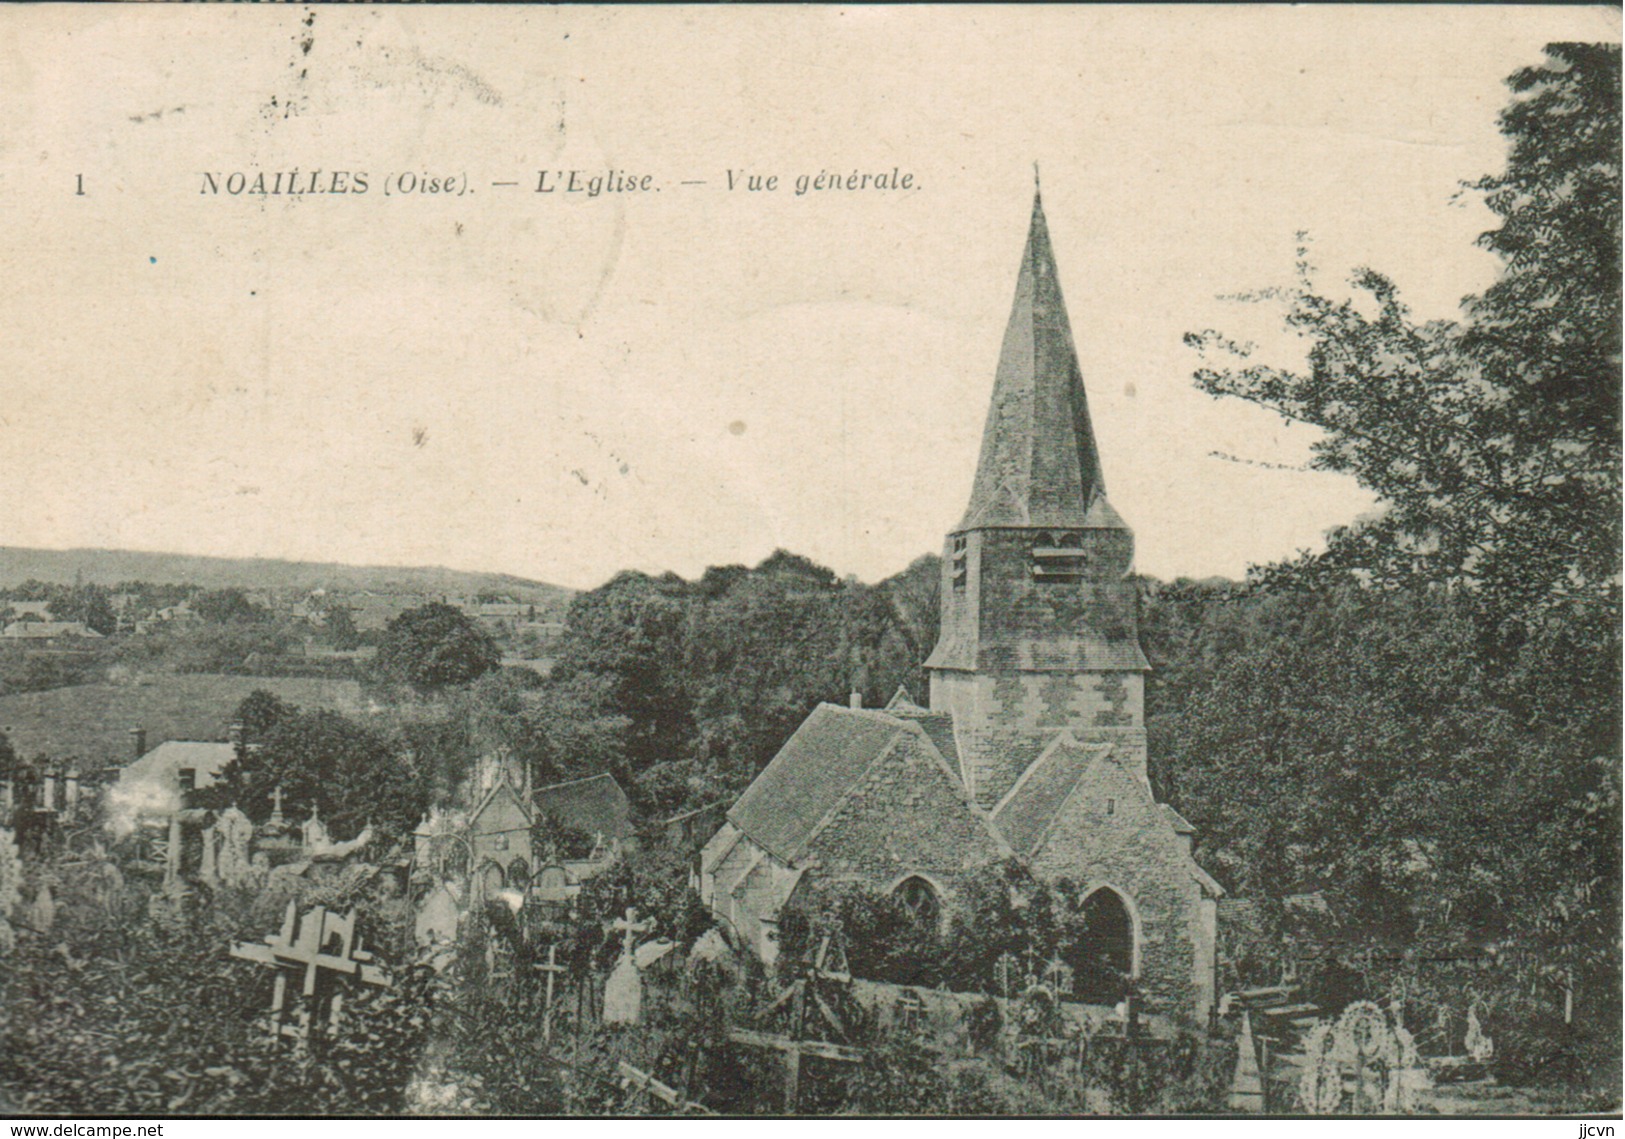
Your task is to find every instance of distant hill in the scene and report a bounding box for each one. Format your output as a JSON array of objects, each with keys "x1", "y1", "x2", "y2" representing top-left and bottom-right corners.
[{"x1": 0, "y1": 546, "x2": 573, "y2": 604}]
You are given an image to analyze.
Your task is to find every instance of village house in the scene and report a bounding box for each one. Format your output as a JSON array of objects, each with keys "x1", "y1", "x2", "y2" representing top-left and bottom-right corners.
[{"x1": 700, "y1": 189, "x2": 1223, "y2": 1026}]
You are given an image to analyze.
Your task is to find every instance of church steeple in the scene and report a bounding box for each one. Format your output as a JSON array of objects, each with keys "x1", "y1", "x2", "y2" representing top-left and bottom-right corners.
[
  {"x1": 959, "y1": 188, "x2": 1109, "y2": 531},
  {"x1": 925, "y1": 186, "x2": 1148, "y2": 807}
]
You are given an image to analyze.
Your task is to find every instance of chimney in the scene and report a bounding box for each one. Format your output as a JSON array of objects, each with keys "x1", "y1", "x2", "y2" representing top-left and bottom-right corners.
[
  {"x1": 130, "y1": 726, "x2": 147, "y2": 759},
  {"x1": 63, "y1": 767, "x2": 79, "y2": 813},
  {"x1": 849, "y1": 690, "x2": 863, "y2": 710}
]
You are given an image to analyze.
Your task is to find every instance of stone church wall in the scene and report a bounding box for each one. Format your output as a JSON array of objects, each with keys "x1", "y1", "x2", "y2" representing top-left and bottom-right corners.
[
  {"x1": 930, "y1": 669, "x2": 1147, "y2": 803},
  {"x1": 1027, "y1": 755, "x2": 1215, "y2": 1027}
]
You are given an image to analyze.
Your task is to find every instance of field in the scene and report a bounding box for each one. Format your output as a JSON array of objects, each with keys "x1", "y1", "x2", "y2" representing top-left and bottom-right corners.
[{"x1": 0, "y1": 673, "x2": 366, "y2": 767}]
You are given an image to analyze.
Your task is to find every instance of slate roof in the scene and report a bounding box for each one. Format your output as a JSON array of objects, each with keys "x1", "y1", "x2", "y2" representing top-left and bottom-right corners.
[
  {"x1": 880, "y1": 699, "x2": 962, "y2": 777},
  {"x1": 727, "y1": 704, "x2": 905, "y2": 862},
  {"x1": 1161, "y1": 803, "x2": 1197, "y2": 835},
  {"x1": 991, "y1": 737, "x2": 1112, "y2": 854},
  {"x1": 533, "y1": 773, "x2": 633, "y2": 839},
  {"x1": 958, "y1": 189, "x2": 1117, "y2": 532}
]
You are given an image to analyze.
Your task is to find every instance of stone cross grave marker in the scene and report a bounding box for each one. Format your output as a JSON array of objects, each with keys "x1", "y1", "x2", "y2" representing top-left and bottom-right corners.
[
  {"x1": 535, "y1": 943, "x2": 567, "y2": 1043},
  {"x1": 230, "y1": 900, "x2": 389, "y2": 1043},
  {"x1": 603, "y1": 906, "x2": 654, "y2": 1025}
]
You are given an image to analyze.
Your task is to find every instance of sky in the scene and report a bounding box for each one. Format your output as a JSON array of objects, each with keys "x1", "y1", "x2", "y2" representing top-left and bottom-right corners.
[{"x1": 0, "y1": 5, "x2": 1616, "y2": 591}]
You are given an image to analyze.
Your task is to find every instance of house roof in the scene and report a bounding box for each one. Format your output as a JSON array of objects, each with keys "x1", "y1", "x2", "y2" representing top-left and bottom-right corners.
[
  {"x1": 110, "y1": 740, "x2": 238, "y2": 819},
  {"x1": 533, "y1": 772, "x2": 633, "y2": 839},
  {"x1": 727, "y1": 703, "x2": 906, "y2": 862},
  {"x1": 121, "y1": 740, "x2": 238, "y2": 787}
]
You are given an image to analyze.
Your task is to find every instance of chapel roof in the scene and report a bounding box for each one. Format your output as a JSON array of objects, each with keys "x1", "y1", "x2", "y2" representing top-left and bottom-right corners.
[
  {"x1": 533, "y1": 772, "x2": 633, "y2": 839},
  {"x1": 880, "y1": 694, "x2": 962, "y2": 778}
]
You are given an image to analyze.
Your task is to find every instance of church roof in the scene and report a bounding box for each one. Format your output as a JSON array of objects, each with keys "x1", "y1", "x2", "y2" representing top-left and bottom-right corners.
[
  {"x1": 991, "y1": 736, "x2": 1113, "y2": 855},
  {"x1": 959, "y1": 189, "x2": 1116, "y2": 532},
  {"x1": 727, "y1": 704, "x2": 908, "y2": 862},
  {"x1": 533, "y1": 773, "x2": 633, "y2": 840},
  {"x1": 880, "y1": 695, "x2": 962, "y2": 777}
]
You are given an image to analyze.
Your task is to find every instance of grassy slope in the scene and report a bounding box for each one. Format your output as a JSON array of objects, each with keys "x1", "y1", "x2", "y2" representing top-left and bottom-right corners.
[{"x1": 0, "y1": 673, "x2": 366, "y2": 767}]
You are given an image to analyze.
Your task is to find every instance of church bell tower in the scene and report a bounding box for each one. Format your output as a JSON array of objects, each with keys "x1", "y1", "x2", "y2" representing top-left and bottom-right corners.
[{"x1": 925, "y1": 188, "x2": 1150, "y2": 809}]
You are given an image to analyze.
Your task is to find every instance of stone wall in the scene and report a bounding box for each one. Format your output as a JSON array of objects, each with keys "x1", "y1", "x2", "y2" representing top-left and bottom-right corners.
[
  {"x1": 930, "y1": 670, "x2": 1147, "y2": 804},
  {"x1": 1027, "y1": 754, "x2": 1215, "y2": 1028},
  {"x1": 931, "y1": 527, "x2": 1144, "y2": 674}
]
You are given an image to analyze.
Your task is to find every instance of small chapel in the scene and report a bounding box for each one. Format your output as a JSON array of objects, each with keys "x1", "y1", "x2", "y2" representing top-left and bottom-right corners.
[{"x1": 699, "y1": 187, "x2": 1223, "y2": 1027}]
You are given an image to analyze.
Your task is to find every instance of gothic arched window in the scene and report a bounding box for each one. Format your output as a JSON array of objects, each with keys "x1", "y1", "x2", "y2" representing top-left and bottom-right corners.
[{"x1": 893, "y1": 875, "x2": 941, "y2": 928}]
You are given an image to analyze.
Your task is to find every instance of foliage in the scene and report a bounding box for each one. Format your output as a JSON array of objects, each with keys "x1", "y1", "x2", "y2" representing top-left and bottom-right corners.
[
  {"x1": 371, "y1": 603, "x2": 502, "y2": 695},
  {"x1": 1, "y1": 877, "x2": 431, "y2": 1115},
  {"x1": 1185, "y1": 44, "x2": 1620, "y2": 628},
  {"x1": 574, "y1": 839, "x2": 713, "y2": 969},
  {"x1": 0, "y1": 828, "x2": 19, "y2": 955},
  {"x1": 322, "y1": 605, "x2": 362, "y2": 651},
  {"x1": 780, "y1": 862, "x2": 1119, "y2": 999},
  {"x1": 1174, "y1": 44, "x2": 1621, "y2": 1089},
  {"x1": 192, "y1": 588, "x2": 269, "y2": 626},
  {"x1": 543, "y1": 551, "x2": 937, "y2": 818},
  {"x1": 207, "y1": 709, "x2": 427, "y2": 841},
  {"x1": 0, "y1": 645, "x2": 103, "y2": 697},
  {"x1": 234, "y1": 689, "x2": 299, "y2": 744}
]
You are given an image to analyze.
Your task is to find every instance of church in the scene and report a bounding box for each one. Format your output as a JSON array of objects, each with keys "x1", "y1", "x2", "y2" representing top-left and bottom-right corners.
[{"x1": 699, "y1": 189, "x2": 1222, "y2": 1027}]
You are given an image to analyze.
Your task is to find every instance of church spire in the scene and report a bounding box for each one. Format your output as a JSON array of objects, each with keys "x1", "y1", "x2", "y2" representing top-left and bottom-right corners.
[{"x1": 958, "y1": 188, "x2": 1109, "y2": 531}]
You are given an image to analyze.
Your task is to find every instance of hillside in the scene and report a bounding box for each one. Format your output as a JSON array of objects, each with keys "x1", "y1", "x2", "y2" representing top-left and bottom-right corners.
[
  {"x1": 0, "y1": 546, "x2": 572, "y2": 605},
  {"x1": 0, "y1": 673, "x2": 366, "y2": 767}
]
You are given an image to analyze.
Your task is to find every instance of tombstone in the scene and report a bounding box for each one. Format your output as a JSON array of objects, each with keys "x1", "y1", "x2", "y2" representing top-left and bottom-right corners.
[
  {"x1": 267, "y1": 785, "x2": 288, "y2": 832},
  {"x1": 23, "y1": 882, "x2": 54, "y2": 934},
  {"x1": 302, "y1": 809, "x2": 329, "y2": 853},
  {"x1": 1465, "y1": 1006, "x2": 1494, "y2": 1062},
  {"x1": 1227, "y1": 1011, "x2": 1266, "y2": 1112},
  {"x1": 604, "y1": 954, "x2": 643, "y2": 1025},
  {"x1": 533, "y1": 864, "x2": 573, "y2": 904},
  {"x1": 229, "y1": 901, "x2": 389, "y2": 1042},
  {"x1": 198, "y1": 816, "x2": 224, "y2": 887},
  {"x1": 603, "y1": 906, "x2": 654, "y2": 1025},
  {"x1": 214, "y1": 807, "x2": 257, "y2": 889},
  {"x1": 414, "y1": 882, "x2": 463, "y2": 947}
]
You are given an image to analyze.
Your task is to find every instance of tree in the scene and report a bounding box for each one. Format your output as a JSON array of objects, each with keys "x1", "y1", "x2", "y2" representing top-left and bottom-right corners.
[
  {"x1": 192, "y1": 588, "x2": 268, "y2": 625},
  {"x1": 1185, "y1": 44, "x2": 1620, "y2": 626},
  {"x1": 371, "y1": 602, "x2": 501, "y2": 694},
  {"x1": 1175, "y1": 48, "x2": 1621, "y2": 1080},
  {"x1": 322, "y1": 605, "x2": 361, "y2": 650},
  {"x1": 233, "y1": 689, "x2": 299, "y2": 744},
  {"x1": 50, "y1": 585, "x2": 116, "y2": 636},
  {"x1": 211, "y1": 708, "x2": 425, "y2": 839}
]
